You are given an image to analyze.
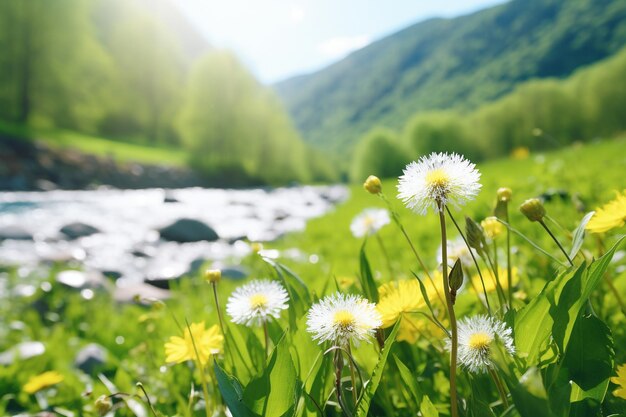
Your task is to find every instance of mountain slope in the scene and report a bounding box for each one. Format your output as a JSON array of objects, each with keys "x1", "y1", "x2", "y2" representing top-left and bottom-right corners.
[{"x1": 275, "y1": 0, "x2": 626, "y2": 155}]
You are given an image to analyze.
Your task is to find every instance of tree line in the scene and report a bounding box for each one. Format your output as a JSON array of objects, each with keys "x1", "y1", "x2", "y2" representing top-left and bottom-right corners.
[
  {"x1": 351, "y1": 45, "x2": 626, "y2": 182},
  {"x1": 0, "y1": 0, "x2": 335, "y2": 185}
]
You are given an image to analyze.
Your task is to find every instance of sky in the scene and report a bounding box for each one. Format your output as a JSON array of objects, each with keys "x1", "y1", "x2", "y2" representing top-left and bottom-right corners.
[{"x1": 175, "y1": 0, "x2": 507, "y2": 84}]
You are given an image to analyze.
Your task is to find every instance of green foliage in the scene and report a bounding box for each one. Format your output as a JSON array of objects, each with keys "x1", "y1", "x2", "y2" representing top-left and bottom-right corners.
[
  {"x1": 350, "y1": 128, "x2": 409, "y2": 182},
  {"x1": 276, "y1": 0, "x2": 626, "y2": 157}
]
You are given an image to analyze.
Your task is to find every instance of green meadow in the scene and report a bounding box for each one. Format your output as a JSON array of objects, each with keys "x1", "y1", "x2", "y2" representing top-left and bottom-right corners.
[{"x1": 2, "y1": 137, "x2": 625, "y2": 416}]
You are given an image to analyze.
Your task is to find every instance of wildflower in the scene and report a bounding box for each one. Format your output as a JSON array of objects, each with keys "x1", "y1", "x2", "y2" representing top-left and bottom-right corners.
[
  {"x1": 307, "y1": 293, "x2": 382, "y2": 346},
  {"x1": 226, "y1": 280, "x2": 289, "y2": 327},
  {"x1": 23, "y1": 371, "x2": 64, "y2": 394},
  {"x1": 350, "y1": 208, "x2": 390, "y2": 238},
  {"x1": 520, "y1": 198, "x2": 546, "y2": 222},
  {"x1": 497, "y1": 187, "x2": 512, "y2": 202},
  {"x1": 204, "y1": 269, "x2": 221, "y2": 284},
  {"x1": 376, "y1": 280, "x2": 425, "y2": 328},
  {"x1": 337, "y1": 275, "x2": 356, "y2": 290},
  {"x1": 438, "y1": 237, "x2": 476, "y2": 268},
  {"x1": 363, "y1": 175, "x2": 382, "y2": 194},
  {"x1": 450, "y1": 315, "x2": 515, "y2": 373},
  {"x1": 611, "y1": 363, "x2": 626, "y2": 400},
  {"x1": 481, "y1": 217, "x2": 504, "y2": 239},
  {"x1": 164, "y1": 321, "x2": 223, "y2": 366},
  {"x1": 397, "y1": 152, "x2": 481, "y2": 215},
  {"x1": 511, "y1": 146, "x2": 530, "y2": 160},
  {"x1": 95, "y1": 395, "x2": 113, "y2": 416},
  {"x1": 586, "y1": 190, "x2": 626, "y2": 233},
  {"x1": 472, "y1": 267, "x2": 518, "y2": 293}
]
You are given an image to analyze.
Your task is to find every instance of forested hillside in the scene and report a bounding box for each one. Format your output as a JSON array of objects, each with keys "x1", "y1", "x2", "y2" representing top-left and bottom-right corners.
[
  {"x1": 276, "y1": 0, "x2": 626, "y2": 155},
  {"x1": 0, "y1": 0, "x2": 333, "y2": 185}
]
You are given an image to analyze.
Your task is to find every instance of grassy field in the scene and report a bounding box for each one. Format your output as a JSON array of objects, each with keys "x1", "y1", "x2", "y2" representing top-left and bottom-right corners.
[
  {"x1": 0, "y1": 121, "x2": 189, "y2": 167},
  {"x1": 1, "y1": 137, "x2": 625, "y2": 416}
]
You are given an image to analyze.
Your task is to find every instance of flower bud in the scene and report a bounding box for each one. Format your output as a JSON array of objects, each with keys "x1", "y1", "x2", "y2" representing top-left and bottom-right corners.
[
  {"x1": 497, "y1": 187, "x2": 512, "y2": 202},
  {"x1": 448, "y1": 259, "x2": 464, "y2": 292},
  {"x1": 481, "y1": 216, "x2": 504, "y2": 239},
  {"x1": 465, "y1": 216, "x2": 486, "y2": 253},
  {"x1": 363, "y1": 175, "x2": 382, "y2": 194},
  {"x1": 520, "y1": 198, "x2": 546, "y2": 222},
  {"x1": 95, "y1": 395, "x2": 112, "y2": 416},
  {"x1": 204, "y1": 269, "x2": 221, "y2": 284}
]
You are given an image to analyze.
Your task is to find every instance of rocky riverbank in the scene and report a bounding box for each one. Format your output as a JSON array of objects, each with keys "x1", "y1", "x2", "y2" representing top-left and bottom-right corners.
[{"x1": 0, "y1": 134, "x2": 204, "y2": 191}]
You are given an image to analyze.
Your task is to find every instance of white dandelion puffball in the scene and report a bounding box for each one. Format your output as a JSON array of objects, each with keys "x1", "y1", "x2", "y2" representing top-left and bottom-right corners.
[
  {"x1": 350, "y1": 208, "x2": 391, "y2": 238},
  {"x1": 226, "y1": 280, "x2": 289, "y2": 327},
  {"x1": 449, "y1": 315, "x2": 515, "y2": 373},
  {"x1": 397, "y1": 152, "x2": 481, "y2": 215},
  {"x1": 307, "y1": 292, "x2": 382, "y2": 345}
]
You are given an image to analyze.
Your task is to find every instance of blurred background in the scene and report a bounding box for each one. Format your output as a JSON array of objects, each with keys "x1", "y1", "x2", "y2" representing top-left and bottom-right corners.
[{"x1": 1, "y1": 0, "x2": 625, "y2": 190}]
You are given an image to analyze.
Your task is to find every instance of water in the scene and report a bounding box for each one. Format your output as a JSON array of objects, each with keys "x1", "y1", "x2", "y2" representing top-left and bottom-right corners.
[{"x1": 0, "y1": 186, "x2": 348, "y2": 285}]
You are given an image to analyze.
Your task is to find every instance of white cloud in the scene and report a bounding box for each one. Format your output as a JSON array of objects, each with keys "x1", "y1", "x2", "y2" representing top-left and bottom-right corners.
[
  {"x1": 317, "y1": 35, "x2": 371, "y2": 59},
  {"x1": 290, "y1": 6, "x2": 305, "y2": 23}
]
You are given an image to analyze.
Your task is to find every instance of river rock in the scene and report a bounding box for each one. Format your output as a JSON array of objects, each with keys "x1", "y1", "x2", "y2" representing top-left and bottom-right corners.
[
  {"x1": 158, "y1": 218, "x2": 219, "y2": 242},
  {"x1": 0, "y1": 341, "x2": 46, "y2": 365},
  {"x1": 60, "y1": 222, "x2": 100, "y2": 240},
  {"x1": 74, "y1": 343, "x2": 108, "y2": 374},
  {"x1": 56, "y1": 270, "x2": 104, "y2": 289},
  {"x1": 221, "y1": 266, "x2": 249, "y2": 280},
  {"x1": 0, "y1": 226, "x2": 33, "y2": 241}
]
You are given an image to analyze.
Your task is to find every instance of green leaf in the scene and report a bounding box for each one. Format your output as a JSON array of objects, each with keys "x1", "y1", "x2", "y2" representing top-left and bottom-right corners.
[
  {"x1": 564, "y1": 315, "x2": 614, "y2": 411},
  {"x1": 243, "y1": 339, "x2": 300, "y2": 417},
  {"x1": 569, "y1": 212, "x2": 594, "y2": 260},
  {"x1": 359, "y1": 242, "x2": 379, "y2": 303},
  {"x1": 355, "y1": 320, "x2": 400, "y2": 416},
  {"x1": 392, "y1": 354, "x2": 423, "y2": 406},
  {"x1": 420, "y1": 395, "x2": 439, "y2": 417},
  {"x1": 214, "y1": 361, "x2": 257, "y2": 417}
]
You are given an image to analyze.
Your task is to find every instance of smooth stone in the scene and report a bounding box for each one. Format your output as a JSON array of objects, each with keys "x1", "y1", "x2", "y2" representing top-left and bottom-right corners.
[
  {"x1": 56, "y1": 270, "x2": 104, "y2": 289},
  {"x1": 74, "y1": 343, "x2": 108, "y2": 374},
  {"x1": 158, "y1": 218, "x2": 219, "y2": 243},
  {"x1": 221, "y1": 266, "x2": 249, "y2": 280},
  {"x1": 0, "y1": 341, "x2": 46, "y2": 365},
  {"x1": 0, "y1": 226, "x2": 33, "y2": 241},
  {"x1": 60, "y1": 222, "x2": 100, "y2": 240}
]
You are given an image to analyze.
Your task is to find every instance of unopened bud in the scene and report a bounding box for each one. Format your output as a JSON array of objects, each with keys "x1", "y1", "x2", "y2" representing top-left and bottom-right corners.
[
  {"x1": 497, "y1": 187, "x2": 512, "y2": 202},
  {"x1": 363, "y1": 175, "x2": 382, "y2": 195},
  {"x1": 95, "y1": 395, "x2": 112, "y2": 416},
  {"x1": 481, "y1": 216, "x2": 504, "y2": 239},
  {"x1": 448, "y1": 258, "x2": 464, "y2": 292},
  {"x1": 204, "y1": 269, "x2": 221, "y2": 284},
  {"x1": 520, "y1": 198, "x2": 546, "y2": 222},
  {"x1": 465, "y1": 216, "x2": 486, "y2": 253}
]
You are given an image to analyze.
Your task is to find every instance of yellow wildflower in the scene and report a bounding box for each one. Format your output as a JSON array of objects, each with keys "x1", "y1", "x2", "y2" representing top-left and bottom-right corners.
[
  {"x1": 481, "y1": 217, "x2": 504, "y2": 239},
  {"x1": 165, "y1": 322, "x2": 223, "y2": 366},
  {"x1": 612, "y1": 364, "x2": 626, "y2": 400},
  {"x1": 23, "y1": 371, "x2": 64, "y2": 394},
  {"x1": 336, "y1": 275, "x2": 356, "y2": 290},
  {"x1": 377, "y1": 280, "x2": 425, "y2": 328},
  {"x1": 472, "y1": 267, "x2": 518, "y2": 293},
  {"x1": 511, "y1": 147, "x2": 530, "y2": 160},
  {"x1": 586, "y1": 191, "x2": 626, "y2": 233}
]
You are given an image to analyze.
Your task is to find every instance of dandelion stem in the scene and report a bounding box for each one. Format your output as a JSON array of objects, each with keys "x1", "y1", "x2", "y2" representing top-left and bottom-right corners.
[
  {"x1": 496, "y1": 219, "x2": 568, "y2": 266},
  {"x1": 375, "y1": 233, "x2": 394, "y2": 280},
  {"x1": 438, "y1": 203, "x2": 459, "y2": 417},
  {"x1": 484, "y1": 242, "x2": 507, "y2": 311},
  {"x1": 263, "y1": 321, "x2": 270, "y2": 360},
  {"x1": 538, "y1": 220, "x2": 574, "y2": 266},
  {"x1": 506, "y1": 223, "x2": 513, "y2": 307},
  {"x1": 347, "y1": 344, "x2": 359, "y2": 407},
  {"x1": 136, "y1": 383, "x2": 159, "y2": 417},
  {"x1": 488, "y1": 368, "x2": 509, "y2": 408},
  {"x1": 445, "y1": 207, "x2": 492, "y2": 316},
  {"x1": 211, "y1": 282, "x2": 227, "y2": 337},
  {"x1": 184, "y1": 319, "x2": 212, "y2": 417}
]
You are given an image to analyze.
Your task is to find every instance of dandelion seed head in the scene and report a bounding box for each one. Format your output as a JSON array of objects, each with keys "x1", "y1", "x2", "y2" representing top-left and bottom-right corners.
[{"x1": 226, "y1": 280, "x2": 289, "y2": 327}]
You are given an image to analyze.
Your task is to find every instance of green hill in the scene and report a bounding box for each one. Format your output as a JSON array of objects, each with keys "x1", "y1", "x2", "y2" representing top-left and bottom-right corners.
[{"x1": 275, "y1": 0, "x2": 626, "y2": 155}]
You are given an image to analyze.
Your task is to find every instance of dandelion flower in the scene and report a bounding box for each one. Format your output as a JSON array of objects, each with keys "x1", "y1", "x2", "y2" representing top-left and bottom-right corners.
[
  {"x1": 377, "y1": 280, "x2": 425, "y2": 328},
  {"x1": 23, "y1": 371, "x2": 64, "y2": 394},
  {"x1": 450, "y1": 315, "x2": 515, "y2": 373},
  {"x1": 472, "y1": 267, "x2": 518, "y2": 294},
  {"x1": 586, "y1": 190, "x2": 626, "y2": 233},
  {"x1": 165, "y1": 321, "x2": 223, "y2": 366},
  {"x1": 350, "y1": 208, "x2": 390, "y2": 238},
  {"x1": 226, "y1": 280, "x2": 289, "y2": 327},
  {"x1": 481, "y1": 217, "x2": 504, "y2": 239},
  {"x1": 397, "y1": 153, "x2": 481, "y2": 215},
  {"x1": 611, "y1": 363, "x2": 626, "y2": 400},
  {"x1": 307, "y1": 293, "x2": 382, "y2": 345}
]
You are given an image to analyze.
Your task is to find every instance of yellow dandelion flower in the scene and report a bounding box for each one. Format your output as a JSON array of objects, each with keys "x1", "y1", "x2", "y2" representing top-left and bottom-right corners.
[
  {"x1": 511, "y1": 146, "x2": 530, "y2": 160},
  {"x1": 586, "y1": 191, "x2": 626, "y2": 234},
  {"x1": 164, "y1": 321, "x2": 223, "y2": 366},
  {"x1": 336, "y1": 275, "x2": 356, "y2": 290},
  {"x1": 472, "y1": 267, "x2": 518, "y2": 293},
  {"x1": 23, "y1": 371, "x2": 64, "y2": 394},
  {"x1": 481, "y1": 217, "x2": 504, "y2": 239},
  {"x1": 612, "y1": 363, "x2": 626, "y2": 400},
  {"x1": 377, "y1": 280, "x2": 425, "y2": 328}
]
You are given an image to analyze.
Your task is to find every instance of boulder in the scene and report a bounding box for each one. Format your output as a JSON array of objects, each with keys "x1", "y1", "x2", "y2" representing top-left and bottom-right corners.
[
  {"x1": 158, "y1": 218, "x2": 218, "y2": 243},
  {"x1": 0, "y1": 225, "x2": 33, "y2": 241},
  {"x1": 74, "y1": 343, "x2": 108, "y2": 374},
  {"x1": 60, "y1": 222, "x2": 100, "y2": 240}
]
